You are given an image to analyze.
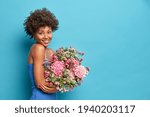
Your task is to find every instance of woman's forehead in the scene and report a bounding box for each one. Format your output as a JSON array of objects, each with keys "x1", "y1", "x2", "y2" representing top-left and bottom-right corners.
[{"x1": 37, "y1": 26, "x2": 52, "y2": 31}]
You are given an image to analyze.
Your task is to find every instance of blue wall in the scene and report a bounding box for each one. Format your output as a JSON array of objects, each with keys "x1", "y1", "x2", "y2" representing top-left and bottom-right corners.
[{"x1": 0, "y1": 0, "x2": 150, "y2": 100}]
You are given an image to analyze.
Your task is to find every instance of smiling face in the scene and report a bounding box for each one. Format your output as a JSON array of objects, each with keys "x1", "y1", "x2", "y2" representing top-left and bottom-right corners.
[{"x1": 33, "y1": 26, "x2": 52, "y2": 47}]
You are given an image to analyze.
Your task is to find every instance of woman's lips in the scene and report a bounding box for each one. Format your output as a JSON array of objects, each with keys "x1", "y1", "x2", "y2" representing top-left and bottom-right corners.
[{"x1": 43, "y1": 41, "x2": 49, "y2": 46}]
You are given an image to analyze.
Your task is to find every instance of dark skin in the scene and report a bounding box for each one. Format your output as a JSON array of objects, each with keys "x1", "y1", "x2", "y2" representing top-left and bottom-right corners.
[{"x1": 28, "y1": 26, "x2": 57, "y2": 93}]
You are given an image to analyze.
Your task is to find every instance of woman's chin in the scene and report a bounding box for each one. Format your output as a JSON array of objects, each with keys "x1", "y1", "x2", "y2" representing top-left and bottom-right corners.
[{"x1": 43, "y1": 43, "x2": 49, "y2": 47}]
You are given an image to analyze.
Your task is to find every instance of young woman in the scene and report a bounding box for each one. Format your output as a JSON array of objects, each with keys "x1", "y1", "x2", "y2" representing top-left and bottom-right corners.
[{"x1": 24, "y1": 8, "x2": 59, "y2": 100}]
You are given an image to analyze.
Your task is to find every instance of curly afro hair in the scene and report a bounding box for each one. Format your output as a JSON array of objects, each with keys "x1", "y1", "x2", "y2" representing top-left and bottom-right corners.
[{"x1": 24, "y1": 8, "x2": 59, "y2": 38}]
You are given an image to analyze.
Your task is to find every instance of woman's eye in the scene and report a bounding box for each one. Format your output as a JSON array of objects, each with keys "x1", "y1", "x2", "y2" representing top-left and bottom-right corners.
[
  {"x1": 48, "y1": 31, "x2": 52, "y2": 34},
  {"x1": 38, "y1": 32, "x2": 43, "y2": 35}
]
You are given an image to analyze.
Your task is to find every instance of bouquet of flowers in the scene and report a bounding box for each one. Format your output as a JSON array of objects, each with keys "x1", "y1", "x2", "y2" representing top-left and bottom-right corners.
[{"x1": 43, "y1": 47, "x2": 90, "y2": 93}]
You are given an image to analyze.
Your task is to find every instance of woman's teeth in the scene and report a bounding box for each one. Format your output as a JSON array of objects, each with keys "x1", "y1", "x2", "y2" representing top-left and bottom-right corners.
[{"x1": 44, "y1": 41, "x2": 48, "y2": 43}]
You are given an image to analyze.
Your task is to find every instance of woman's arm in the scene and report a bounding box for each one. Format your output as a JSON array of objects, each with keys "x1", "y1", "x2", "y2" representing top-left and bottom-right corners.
[{"x1": 32, "y1": 44, "x2": 57, "y2": 93}]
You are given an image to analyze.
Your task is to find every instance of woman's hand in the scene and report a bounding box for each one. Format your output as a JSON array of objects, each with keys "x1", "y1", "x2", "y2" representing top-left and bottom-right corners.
[{"x1": 38, "y1": 80, "x2": 58, "y2": 93}]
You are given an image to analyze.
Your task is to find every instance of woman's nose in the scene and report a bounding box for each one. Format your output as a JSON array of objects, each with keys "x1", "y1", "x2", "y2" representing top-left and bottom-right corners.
[{"x1": 44, "y1": 34, "x2": 48, "y2": 39}]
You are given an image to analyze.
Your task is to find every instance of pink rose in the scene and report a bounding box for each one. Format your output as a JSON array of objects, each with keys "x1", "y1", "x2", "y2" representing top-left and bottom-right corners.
[
  {"x1": 50, "y1": 61, "x2": 64, "y2": 76},
  {"x1": 65, "y1": 58, "x2": 80, "y2": 69},
  {"x1": 73, "y1": 65, "x2": 88, "y2": 78}
]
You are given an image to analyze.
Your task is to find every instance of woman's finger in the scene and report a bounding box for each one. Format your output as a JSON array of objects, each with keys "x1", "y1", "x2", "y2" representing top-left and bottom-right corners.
[
  {"x1": 40, "y1": 84, "x2": 57, "y2": 93},
  {"x1": 40, "y1": 84, "x2": 49, "y2": 93}
]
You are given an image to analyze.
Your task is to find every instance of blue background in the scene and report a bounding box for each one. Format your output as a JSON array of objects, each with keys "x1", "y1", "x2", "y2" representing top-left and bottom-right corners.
[{"x1": 0, "y1": 0, "x2": 150, "y2": 100}]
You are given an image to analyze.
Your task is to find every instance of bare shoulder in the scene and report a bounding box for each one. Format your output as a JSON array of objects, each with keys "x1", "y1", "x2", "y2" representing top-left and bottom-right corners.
[
  {"x1": 31, "y1": 44, "x2": 45, "y2": 52},
  {"x1": 32, "y1": 44, "x2": 45, "y2": 51},
  {"x1": 31, "y1": 44, "x2": 46, "y2": 56}
]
